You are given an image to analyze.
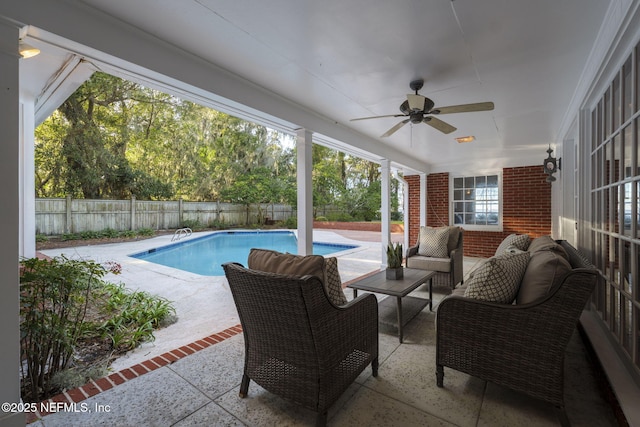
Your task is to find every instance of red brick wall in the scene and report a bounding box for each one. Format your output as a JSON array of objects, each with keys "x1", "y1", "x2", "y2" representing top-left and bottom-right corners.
[
  {"x1": 407, "y1": 165, "x2": 551, "y2": 257},
  {"x1": 406, "y1": 175, "x2": 421, "y2": 246},
  {"x1": 426, "y1": 173, "x2": 450, "y2": 228}
]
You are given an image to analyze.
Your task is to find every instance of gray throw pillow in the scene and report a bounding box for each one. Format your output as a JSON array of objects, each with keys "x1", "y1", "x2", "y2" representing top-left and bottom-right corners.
[
  {"x1": 516, "y1": 249, "x2": 571, "y2": 304},
  {"x1": 247, "y1": 248, "x2": 326, "y2": 280},
  {"x1": 247, "y1": 248, "x2": 347, "y2": 306},
  {"x1": 495, "y1": 234, "x2": 530, "y2": 256},
  {"x1": 464, "y1": 251, "x2": 530, "y2": 303},
  {"x1": 324, "y1": 257, "x2": 348, "y2": 306},
  {"x1": 527, "y1": 236, "x2": 569, "y2": 260},
  {"x1": 418, "y1": 226, "x2": 450, "y2": 258}
]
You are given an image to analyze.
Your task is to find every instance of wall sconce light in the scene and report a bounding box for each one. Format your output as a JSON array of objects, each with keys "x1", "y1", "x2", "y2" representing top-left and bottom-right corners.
[
  {"x1": 543, "y1": 145, "x2": 560, "y2": 183},
  {"x1": 19, "y1": 40, "x2": 40, "y2": 58}
]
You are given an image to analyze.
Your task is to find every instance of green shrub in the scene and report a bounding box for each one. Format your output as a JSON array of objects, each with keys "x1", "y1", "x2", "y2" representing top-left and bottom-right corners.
[
  {"x1": 209, "y1": 219, "x2": 227, "y2": 230},
  {"x1": 19, "y1": 256, "x2": 111, "y2": 402},
  {"x1": 101, "y1": 228, "x2": 120, "y2": 238},
  {"x1": 36, "y1": 234, "x2": 48, "y2": 243},
  {"x1": 52, "y1": 227, "x2": 159, "y2": 243},
  {"x1": 61, "y1": 232, "x2": 81, "y2": 241},
  {"x1": 80, "y1": 230, "x2": 101, "y2": 239},
  {"x1": 181, "y1": 219, "x2": 203, "y2": 230},
  {"x1": 19, "y1": 256, "x2": 176, "y2": 402},
  {"x1": 136, "y1": 227, "x2": 155, "y2": 236},
  {"x1": 315, "y1": 216, "x2": 328, "y2": 222},
  {"x1": 326, "y1": 212, "x2": 353, "y2": 222},
  {"x1": 91, "y1": 283, "x2": 176, "y2": 351},
  {"x1": 282, "y1": 217, "x2": 297, "y2": 229}
]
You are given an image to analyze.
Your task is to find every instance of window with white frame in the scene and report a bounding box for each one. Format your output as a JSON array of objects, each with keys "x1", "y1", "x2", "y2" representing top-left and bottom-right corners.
[
  {"x1": 589, "y1": 43, "x2": 639, "y2": 378},
  {"x1": 451, "y1": 174, "x2": 501, "y2": 229}
]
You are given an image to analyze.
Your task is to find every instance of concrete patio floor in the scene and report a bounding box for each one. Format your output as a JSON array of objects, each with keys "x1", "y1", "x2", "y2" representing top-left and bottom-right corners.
[{"x1": 33, "y1": 230, "x2": 618, "y2": 426}]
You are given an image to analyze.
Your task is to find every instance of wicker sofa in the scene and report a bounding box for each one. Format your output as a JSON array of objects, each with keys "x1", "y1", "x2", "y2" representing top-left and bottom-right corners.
[
  {"x1": 435, "y1": 237, "x2": 598, "y2": 426},
  {"x1": 222, "y1": 249, "x2": 378, "y2": 426},
  {"x1": 406, "y1": 225, "x2": 464, "y2": 289}
]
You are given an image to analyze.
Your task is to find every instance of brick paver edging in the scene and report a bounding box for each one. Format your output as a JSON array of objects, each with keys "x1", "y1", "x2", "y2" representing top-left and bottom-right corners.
[{"x1": 26, "y1": 325, "x2": 243, "y2": 424}]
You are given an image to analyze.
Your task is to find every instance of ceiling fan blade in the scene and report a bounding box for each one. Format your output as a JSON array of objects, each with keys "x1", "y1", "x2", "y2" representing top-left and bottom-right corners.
[
  {"x1": 424, "y1": 116, "x2": 457, "y2": 134},
  {"x1": 350, "y1": 114, "x2": 406, "y2": 122},
  {"x1": 432, "y1": 101, "x2": 494, "y2": 115},
  {"x1": 381, "y1": 119, "x2": 410, "y2": 137}
]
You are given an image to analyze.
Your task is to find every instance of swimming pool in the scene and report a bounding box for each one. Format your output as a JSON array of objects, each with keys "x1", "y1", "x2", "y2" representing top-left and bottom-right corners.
[{"x1": 129, "y1": 230, "x2": 358, "y2": 276}]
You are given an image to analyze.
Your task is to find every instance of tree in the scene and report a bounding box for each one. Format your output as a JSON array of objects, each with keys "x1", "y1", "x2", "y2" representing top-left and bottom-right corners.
[
  {"x1": 312, "y1": 145, "x2": 346, "y2": 216},
  {"x1": 35, "y1": 112, "x2": 67, "y2": 197},
  {"x1": 35, "y1": 71, "x2": 392, "y2": 223}
]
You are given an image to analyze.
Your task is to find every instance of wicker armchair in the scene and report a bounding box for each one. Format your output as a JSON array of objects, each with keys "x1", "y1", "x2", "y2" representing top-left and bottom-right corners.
[
  {"x1": 435, "y1": 241, "x2": 598, "y2": 426},
  {"x1": 222, "y1": 262, "x2": 379, "y2": 426},
  {"x1": 406, "y1": 226, "x2": 464, "y2": 289}
]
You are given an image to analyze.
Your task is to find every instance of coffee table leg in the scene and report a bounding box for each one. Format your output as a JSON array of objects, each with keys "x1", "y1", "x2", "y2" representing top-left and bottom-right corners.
[
  {"x1": 353, "y1": 289, "x2": 358, "y2": 299},
  {"x1": 396, "y1": 296, "x2": 403, "y2": 343}
]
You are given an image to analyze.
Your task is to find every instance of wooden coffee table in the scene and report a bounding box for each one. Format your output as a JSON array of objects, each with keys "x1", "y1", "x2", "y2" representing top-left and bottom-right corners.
[{"x1": 347, "y1": 268, "x2": 435, "y2": 343}]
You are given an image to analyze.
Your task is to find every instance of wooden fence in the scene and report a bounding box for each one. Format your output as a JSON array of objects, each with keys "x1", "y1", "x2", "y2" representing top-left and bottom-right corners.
[{"x1": 35, "y1": 196, "x2": 298, "y2": 235}]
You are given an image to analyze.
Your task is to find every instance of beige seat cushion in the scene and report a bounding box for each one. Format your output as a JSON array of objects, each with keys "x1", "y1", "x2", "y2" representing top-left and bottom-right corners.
[
  {"x1": 247, "y1": 248, "x2": 347, "y2": 306},
  {"x1": 463, "y1": 251, "x2": 530, "y2": 304},
  {"x1": 451, "y1": 284, "x2": 467, "y2": 297},
  {"x1": 516, "y1": 248, "x2": 571, "y2": 304},
  {"x1": 406, "y1": 255, "x2": 451, "y2": 272},
  {"x1": 418, "y1": 226, "x2": 450, "y2": 258}
]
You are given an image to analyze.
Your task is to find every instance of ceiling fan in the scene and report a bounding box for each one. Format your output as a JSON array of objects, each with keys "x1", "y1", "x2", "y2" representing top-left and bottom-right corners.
[{"x1": 350, "y1": 79, "x2": 494, "y2": 137}]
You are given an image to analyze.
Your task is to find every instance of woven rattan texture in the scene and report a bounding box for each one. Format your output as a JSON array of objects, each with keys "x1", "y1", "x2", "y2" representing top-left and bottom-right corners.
[
  {"x1": 435, "y1": 241, "x2": 598, "y2": 417},
  {"x1": 223, "y1": 262, "x2": 378, "y2": 425}
]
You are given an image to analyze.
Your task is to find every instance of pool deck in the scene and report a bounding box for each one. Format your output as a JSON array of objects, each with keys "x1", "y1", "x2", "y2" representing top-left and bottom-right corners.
[{"x1": 39, "y1": 229, "x2": 404, "y2": 371}]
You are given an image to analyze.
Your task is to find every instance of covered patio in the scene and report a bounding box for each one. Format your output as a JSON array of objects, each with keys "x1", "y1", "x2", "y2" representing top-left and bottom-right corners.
[
  {"x1": 31, "y1": 231, "x2": 618, "y2": 425},
  {"x1": 28, "y1": 301, "x2": 616, "y2": 427}
]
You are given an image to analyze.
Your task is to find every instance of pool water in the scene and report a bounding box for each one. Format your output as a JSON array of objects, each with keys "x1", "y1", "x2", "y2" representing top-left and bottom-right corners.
[{"x1": 129, "y1": 230, "x2": 358, "y2": 276}]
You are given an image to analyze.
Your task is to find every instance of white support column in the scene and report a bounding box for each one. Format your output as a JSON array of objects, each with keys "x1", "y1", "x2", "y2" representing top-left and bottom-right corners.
[
  {"x1": 296, "y1": 129, "x2": 313, "y2": 255},
  {"x1": 420, "y1": 173, "x2": 427, "y2": 227},
  {"x1": 381, "y1": 159, "x2": 391, "y2": 267},
  {"x1": 0, "y1": 20, "x2": 26, "y2": 427},
  {"x1": 19, "y1": 95, "x2": 36, "y2": 258},
  {"x1": 394, "y1": 171, "x2": 411, "y2": 253}
]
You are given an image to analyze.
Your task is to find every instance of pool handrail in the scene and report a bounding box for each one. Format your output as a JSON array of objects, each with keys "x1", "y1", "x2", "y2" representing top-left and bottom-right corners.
[{"x1": 171, "y1": 227, "x2": 192, "y2": 242}]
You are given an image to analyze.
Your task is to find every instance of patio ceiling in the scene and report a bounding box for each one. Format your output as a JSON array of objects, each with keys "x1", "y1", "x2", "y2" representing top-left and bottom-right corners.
[{"x1": 14, "y1": 0, "x2": 611, "y2": 173}]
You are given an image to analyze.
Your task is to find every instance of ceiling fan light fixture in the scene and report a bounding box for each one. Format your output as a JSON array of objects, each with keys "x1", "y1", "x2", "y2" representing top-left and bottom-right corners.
[
  {"x1": 350, "y1": 79, "x2": 493, "y2": 138},
  {"x1": 19, "y1": 41, "x2": 40, "y2": 58},
  {"x1": 407, "y1": 94, "x2": 425, "y2": 111},
  {"x1": 455, "y1": 135, "x2": 475, "y2": 143}
]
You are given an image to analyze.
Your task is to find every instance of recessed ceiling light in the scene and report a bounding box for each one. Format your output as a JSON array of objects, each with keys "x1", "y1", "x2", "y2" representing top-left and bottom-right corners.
[{"x1": 455, "y1": 135, "x2": 475, "y2": 143}]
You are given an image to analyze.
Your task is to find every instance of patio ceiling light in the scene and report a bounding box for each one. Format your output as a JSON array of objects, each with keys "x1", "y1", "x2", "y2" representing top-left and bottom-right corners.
[
  {"x1": 19, "y1": 41, "x2": 40, "y2": 58},
  {"x1": 455, "y1": 135, "x2": 475, "y2": 143}
]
